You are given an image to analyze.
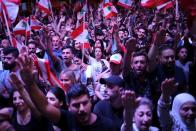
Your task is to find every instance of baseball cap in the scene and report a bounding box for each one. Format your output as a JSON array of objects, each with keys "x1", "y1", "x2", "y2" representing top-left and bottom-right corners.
[
  {"x1": 110, "y1": 53, "x2": 122, "y2": 64},
  {"x1": 100, "y1": 75, "x2": 124, "y2": 87}
]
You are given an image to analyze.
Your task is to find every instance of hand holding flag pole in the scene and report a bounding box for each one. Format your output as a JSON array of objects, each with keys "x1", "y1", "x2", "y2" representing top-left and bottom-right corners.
[{"x1": 2, "y1": 9, "x2": 13, "y2": 47}]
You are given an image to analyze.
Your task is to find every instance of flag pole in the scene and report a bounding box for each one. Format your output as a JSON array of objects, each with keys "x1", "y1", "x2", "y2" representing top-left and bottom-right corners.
[
  {"x1": 48, "y1": 0, "x2": 55, "y2": 24},
  {"x1": 175, "y1": 0, "x2": 179, "y2": 18},
  {"x1": 2, "y1": 9, "x2": 13, "y2": 46},
  {"x1": 82, "y1": 11, "x2": 86, "y2": 64}
]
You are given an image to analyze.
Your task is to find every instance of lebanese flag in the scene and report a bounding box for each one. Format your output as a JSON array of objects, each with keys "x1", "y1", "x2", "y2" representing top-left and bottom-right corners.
[
  {"x1": 156, "y1": 1, "x2": 174, "y2": 10},
  {"x1": 33, "y1": 57, "x2": 65, "y2": 92},
  {"x1": 13, "y1": 18, "x2": 31, "y2": 36},
  {"x1": 0, "y1": 0, "x2": 20, "y2": 25},
  {"x1": 11, "y1": 35, "x2": 23, "y2": 50},
  {"x1": 30, "y1": 16, "x2": 43, "y2": 31},
  {"x1": 141, "y1": 0, "x2": 167, "y2": 8},
  {"x1": 77, "y1": 2, "x2": 88, "y2": 20},
  {"x1": 36, "y1": 0, "x2": 51, "y2": 15},
  {"x1": 70, "y1": 22, "x2": 90, "y2": 49},
  {"x1": 117, "y1": 0, "x2": 133, "y2": 9},
  {"x1": 103, "y1": 2, "x2": 118, "y2": 19}
]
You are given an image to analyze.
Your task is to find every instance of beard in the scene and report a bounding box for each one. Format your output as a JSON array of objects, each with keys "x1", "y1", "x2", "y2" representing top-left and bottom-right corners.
[{"x1": 3, "y1": 62, "x2": 16, "y2": 70}]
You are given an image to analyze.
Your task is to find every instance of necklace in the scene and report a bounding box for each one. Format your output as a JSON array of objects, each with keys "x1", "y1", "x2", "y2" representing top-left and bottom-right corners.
[{"x1": 17, "y1": 110, "x2": 31, "y2": 125}]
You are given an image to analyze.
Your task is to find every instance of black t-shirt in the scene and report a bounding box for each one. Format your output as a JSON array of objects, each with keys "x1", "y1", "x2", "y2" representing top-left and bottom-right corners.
[
  {"x1": 153, "y1": 64, "x2": 187, "y2": 95},
  {"x1": 123, "y1": 70, "x2": 159, "y2": 101},
  {"x1": 12, "y1": 111, "x2": 54, "y2": 131},
  {"x1": 93, "y1": 100, "x2": 123, "y2": 131},
  {"x1": 57, "y1": 109, "x2": 116, "y2": 131}
]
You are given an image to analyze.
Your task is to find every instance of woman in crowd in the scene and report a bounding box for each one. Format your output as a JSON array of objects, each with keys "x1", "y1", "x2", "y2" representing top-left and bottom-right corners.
[
  {"x1": 59, "y1": 70, "x2": 77, "y2": 93},
  {"x1": 46, "y1": 86, "x2": 66, "y2": 131},
  {"x1": 158, "y1": 78, "x2": 196, "y2": 131},
  {"x1": 10, "y1": 73, "x2": 53, "y2": 131},
  {"x1": 121, "y1": 91, "x2": 159, "y2": 131},
  {"x1": 85, "y1": 46, "x2": 110, "y2": 83}
]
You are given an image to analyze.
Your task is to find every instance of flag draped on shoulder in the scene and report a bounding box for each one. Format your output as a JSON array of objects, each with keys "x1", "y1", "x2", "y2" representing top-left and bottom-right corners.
[
  {"x1": 36, "y1": 0, "x2": 51, "y2": 15},
  {"x1": 117, "y1": 0, "x2": 133, "y2": 9},
  {"x1": 0, "y1": 0, "x2": 20, "y2": 25},
  {"x1": 141, "y1": 0, "x2": 167, "y2": 8},
  {"x1": 70, "y1": 22, "x2": 90, "y2": 49},
  {"x1": 13, "y1": 17, "x2": 31, "y2": 36},
  {"x1": 103, "y1": 2, "x2": 118, "y2": 19},
  {"x1": 33, "y1": 57, "x2": 64, "y2": 91}
]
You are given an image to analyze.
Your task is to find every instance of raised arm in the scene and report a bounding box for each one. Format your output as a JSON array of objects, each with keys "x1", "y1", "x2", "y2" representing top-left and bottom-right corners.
[
  {"x1": 122, "y1": 38, "x2": 136, "y2": 77},
  {"x1": 121, "y1": 91, "x2": 137, "y2": 131},
  {"x1": 44, "y1": 32, "x2": 61, "y2": 65},
  {"x1": 157, "y1": 78, "x2": 178, "y2": 130},
  {"x1": 148, "y1": 29, "x2": 166, "y2": 72},
  {"x1": 16, "y1": 54, "x2": 61, "y2": 123},
  {"x1": 9, "y1": 73, "x2": 41, "y2": 119}
]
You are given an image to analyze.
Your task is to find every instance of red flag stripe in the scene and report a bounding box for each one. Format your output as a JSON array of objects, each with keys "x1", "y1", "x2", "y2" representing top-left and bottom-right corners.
[
  {"x1": 70, "y1": 23, "x2": 86, "y2": 39},
  {"x1": 36, "y1": 3, "x2": 51, "y2": 15}
]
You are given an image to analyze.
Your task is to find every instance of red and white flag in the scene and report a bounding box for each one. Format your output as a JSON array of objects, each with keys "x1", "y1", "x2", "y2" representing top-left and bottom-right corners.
[
  {"x1": 30, "y1": 16, "x2": 43, "y2": 31},
  {"x1": 141, "y1": 0, "x2": 167, "y2": 8},
  {"x1": 13, "y1": 17, "x2": 31, "y2": 36},
  {"x1": 117, "y1": 0, "x2": 133, "y2": 9},
  {"x1": 103, "y1": 2, "x2": 118, "y2": 19},
  {"x1": 156, "y1": 1, "x2": 174, "y2": 10},
  {"x1": 33, "y1": 57, "x2": 64, "y2": 91},
  {"x1": 99, "y1": 0, "x2": 111, "y2": 7},
  {"x1": 70, "y1": 22, "x2": 90, "y2": 49},
  {"x1": 11, "y1": 35, "x2": 23, "y2": 50},
  {"x1": 36, "y1": 0, "x2": 51, "y2": 15},
  {"x1": 0, "y1": 0, "x2": 20, "y2": 25}
]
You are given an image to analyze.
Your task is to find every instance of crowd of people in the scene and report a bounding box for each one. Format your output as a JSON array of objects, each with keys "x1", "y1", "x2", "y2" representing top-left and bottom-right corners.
[{"x1": 0, "y1": 0, "x2": 196, "y2": 131}]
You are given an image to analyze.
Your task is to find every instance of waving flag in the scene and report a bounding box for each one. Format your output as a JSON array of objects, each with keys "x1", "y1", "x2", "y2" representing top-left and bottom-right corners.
[
  {"x1": 30, "y1": 16, "x2": 43, "y2": 31},
  {"x1": 70, "y1": 22, "x2": 90, "y2": 49},
  {"x1": 117, "y1": 0, "x2": 133, "y2": 9},
  {"x1": 141, "y1": 0, "x2": 167, "y2": 8},
  {"x1": 33, "y1": 57, "x2": 64, "y2": 91},
  {"x1": 13, "y1": 18, "x2": 31, "y2": 36},
  {"x1": 36, "y1": 0, "x2": 51, "y2": 15},
  {"x1": 11, "y1": 35, "x2": 23, "y2": 50},
  {"x1": 156, "y1": 1, "x2": 174, "y2": 10},
  {"x1": 0, "y1": 0, "x2": 20, "y2": 25},
  {"x1": 103, "y1": 2, "x2": 118, "y2": 19}
]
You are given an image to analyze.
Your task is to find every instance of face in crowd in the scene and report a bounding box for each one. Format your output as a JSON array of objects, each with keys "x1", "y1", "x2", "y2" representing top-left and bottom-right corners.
[
  {"x1": 178, "y1": 47, "x2": 188, "y2": 62},
  {"x1": 131, "y1": 55, "x2": 147, "y2": 76},
  {"x1": 134, "y1": 104, "x2": 153, "y2": 131},
  {"x1": 104, "y1": 83, "x2": 122, "y2": 101},
  {"x1": 1, "y1": 39, "x2": 10, "y2": 48},
  {"x1": 94, "y1": 47, "x2": 102, "y2": 60},
  {"x1": 118, "y1": 30, "x2": 124, "y2": 41},
  {"x1": 3, "y1": 53, "x2": 16, "y2": 70},
  {"x1": 160, "y1": 48, "x2": 175, "y2": 68},
  {"x1": 46, "y1": 92, "x2": 62, "y2": 108},
  {"x1": 136, "y1": 28, "x2": 146, "y2": 39},
  {"x1": 179, "y1": 101, "x2": 196, "y2": 126},
  {"x1": 61, "y1": 48, "x2": 74, "y2": 64},
  {"x1": 59, "y1": 71, "x2": 76, "y2": 90},
  {"x1": 13, "y1": 91, "x2": 28, "y2": 112},
  {"x1": 51, "y1": 36, "x2": 61, "y2": 51},
  {"x1": 68, "y1": 94, "x2": 92, "y2": 125},
  {"x1": 27, "y1": 43, "x2": 37, "y2": 55}
]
